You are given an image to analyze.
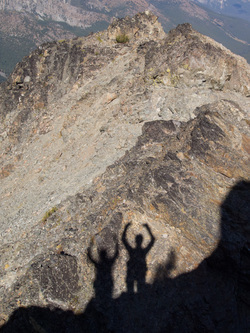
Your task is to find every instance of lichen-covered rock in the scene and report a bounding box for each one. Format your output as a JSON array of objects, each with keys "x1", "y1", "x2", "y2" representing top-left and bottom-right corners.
[{"x1": 107, "y1": 11, "x2": 165, "y2": 42}]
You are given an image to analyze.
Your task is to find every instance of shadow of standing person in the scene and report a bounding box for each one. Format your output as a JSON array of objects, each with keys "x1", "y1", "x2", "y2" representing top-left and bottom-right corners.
[
  {"x1": 84, "y1": 236, "x2": 119, "y2": 332},
  {"x1": 87, "y1": 237, "x2": 119, "y2": 306},
  {"x1": 122, "y1": 223, "x2": 155, "y2": 294}
]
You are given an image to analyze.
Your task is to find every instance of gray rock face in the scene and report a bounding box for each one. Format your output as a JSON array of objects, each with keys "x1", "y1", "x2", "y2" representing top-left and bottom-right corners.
[{"x1": 0, "y1": 12, "x2": 249, "y2": 332}]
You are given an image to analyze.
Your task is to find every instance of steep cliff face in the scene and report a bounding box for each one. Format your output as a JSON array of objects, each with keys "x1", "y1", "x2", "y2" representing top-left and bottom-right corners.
[{"x1": 0, "y1": 12, "x2": 249, "y2": 332}]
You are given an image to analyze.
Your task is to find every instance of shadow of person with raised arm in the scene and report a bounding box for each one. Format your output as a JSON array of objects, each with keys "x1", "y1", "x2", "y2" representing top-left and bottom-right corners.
[
  {"x1": 87, "y1": 236, "x2": 119, "y2": 305},
  {"x1": 122, "y1": 223, "x2": 155, "y2": 294},
  {"x1": 80, "y1": 236, "x2": 119, "y2": 333}
]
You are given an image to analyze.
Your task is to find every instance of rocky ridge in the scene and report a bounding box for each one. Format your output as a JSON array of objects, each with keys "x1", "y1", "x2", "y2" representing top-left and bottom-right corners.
[
  {"x1": 0, "y1": 12, "x2": 249, "y2": 332},
  {"x1": 1, "y1": 0, "x2": 250, "y2": 79}
]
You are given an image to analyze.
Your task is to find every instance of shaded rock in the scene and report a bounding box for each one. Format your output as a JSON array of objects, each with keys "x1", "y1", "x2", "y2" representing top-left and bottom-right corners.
[{"x1": 31, "y1": 253, "x2": 80, "y2": 303}]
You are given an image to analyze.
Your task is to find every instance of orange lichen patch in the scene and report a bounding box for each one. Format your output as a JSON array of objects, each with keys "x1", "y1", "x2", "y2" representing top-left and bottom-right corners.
[
  {"x1": 187, "y1": 171, "x2": 199, "y2": 179},
  {"x1": 176, "y1": 152, "x2": 185, "y2": 160},
  {"x1": 0, "y1": 315, "x2": 8, "y2": 327},
  {"x1": 34, "y1": 102, "x2": 45, "y2": 109},
  {"x1": 228, "y1": 124, "x2": 235, "y2": 133},
  {"x1": 209, "y1": 198, "x2": 222, "y2": 206},
  {"x1": 124, "y1": 211, "x2": 135, "y2": 221},
  {"x1": 0, "y1": 164, "x2": 15, "y2": 179},
  {"x1": 96, "y1": 183, "x2": 106, "y2": 193},
  {"x1": 212, "y1": 165, "x2": 234, "y2": 178},
  {"x1": 56, "y1": 244, "x2": 63, "y2": 254},
  {"x1": 149, "y1": 203, "x2": 156, "y2": 211},
  {"x1": 242, "y1": 134, "x2": 250, "y2": 155},
  {"x1": 146, "y1": 270, "x2": 153, "y2": 281},
  {"x1": 106, "y1": 92, "x2": 117, "y2": 104}
]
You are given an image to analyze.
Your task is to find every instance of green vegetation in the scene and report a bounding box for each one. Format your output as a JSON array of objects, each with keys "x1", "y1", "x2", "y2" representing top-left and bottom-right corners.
[
  {"x1": 116, "y1": 34, "x2": 129, "y2": 44},
  {"x1": 96, "y1": 35, "x2": 103, "y2": 42},
  {"x1": 41, "y1": 207, "x2": 58, "y2": 223}
]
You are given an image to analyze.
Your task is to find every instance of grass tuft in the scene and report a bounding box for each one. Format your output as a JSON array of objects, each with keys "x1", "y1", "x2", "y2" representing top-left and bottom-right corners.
[
  {"x1": 41, "y1": 207, "x2": 58, "y2": 223},
  {"x1": 116, "y1": 34, "x2": 129, "y2": 44}
]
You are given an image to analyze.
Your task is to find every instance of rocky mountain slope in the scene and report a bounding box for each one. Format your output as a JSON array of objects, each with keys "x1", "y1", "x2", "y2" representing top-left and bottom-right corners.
[
  {"x1": 0, "y1": 0, "x2": 109, "y2": 28},
  {"x1": 1, "y1": 0, "x2": 250, "y2": 79},
  {"x1": 194, "y1": 0, "x2": 250, "y2": 22},
  {"x1": 0, "y1": 12, "x2": 249, "y2": 332}
]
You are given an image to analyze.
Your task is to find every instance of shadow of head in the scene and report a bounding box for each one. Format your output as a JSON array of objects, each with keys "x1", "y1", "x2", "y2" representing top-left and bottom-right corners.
[
  {"x1": 135, "y1": 234, "x2": 143, "y2": 247},
  {"x1": 100, "y1": 249, "x2": 108, "y2": 260}
]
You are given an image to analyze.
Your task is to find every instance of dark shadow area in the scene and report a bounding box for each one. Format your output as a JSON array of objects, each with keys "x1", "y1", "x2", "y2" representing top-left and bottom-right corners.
[{"x1": 1, "y1": 181, "x2": 249, "y2": 332}]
